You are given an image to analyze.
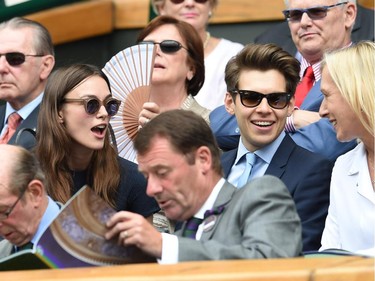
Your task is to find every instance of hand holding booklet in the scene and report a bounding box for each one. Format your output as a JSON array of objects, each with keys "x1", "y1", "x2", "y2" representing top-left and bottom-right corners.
[{"x1": 0, "y1": 185, "x2": 155, "y2": 271}]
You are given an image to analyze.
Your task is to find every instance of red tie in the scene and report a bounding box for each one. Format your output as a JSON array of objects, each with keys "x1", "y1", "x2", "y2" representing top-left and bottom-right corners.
[
  {"x1": 0, "y1": 112, "x2": 22, "y2": 144},
  {"x1": 294, "y1": 66, "x2": 315, "y2": 107}
]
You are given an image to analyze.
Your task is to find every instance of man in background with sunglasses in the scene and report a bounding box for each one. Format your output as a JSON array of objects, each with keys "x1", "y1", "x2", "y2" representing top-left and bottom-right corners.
[
  {"x1": 0, "y1": 17, "x2": 55, "y2": 149},
  {"x1": 221, "y1": 43, "x2": 333, "y2": 252},
  {"x1": 0, "y1": 144, "x2": 60, "y2": 259},
  {"x1": 210, "y1": 0, "x2": 358, "y2": 162}
]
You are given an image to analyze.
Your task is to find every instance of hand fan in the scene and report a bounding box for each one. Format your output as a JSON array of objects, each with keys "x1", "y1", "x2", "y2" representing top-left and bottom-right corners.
[{"x1": 103, "y1": 44, "x2": 156, "y2": 161}]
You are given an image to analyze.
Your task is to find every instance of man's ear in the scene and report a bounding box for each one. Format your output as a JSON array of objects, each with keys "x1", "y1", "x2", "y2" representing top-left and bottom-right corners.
[
  {"x1": 40, "y1": 55, "x2": 55, "y2": 81},
  {"x1": 27, "y1": 179, "x2": 44, "y2": 206},
  {"x1": 224, "y1": 92, "x2": 235, "y2": 115},
  {"x1": 196, "y1": 146, "x2": 212, "y2": 175},
  {"x1": 344, "y1": 2, "x2": 357, "y2": 30},
  {"x1": 287, "y1": 96, "x2": 295, "y2": 117}
]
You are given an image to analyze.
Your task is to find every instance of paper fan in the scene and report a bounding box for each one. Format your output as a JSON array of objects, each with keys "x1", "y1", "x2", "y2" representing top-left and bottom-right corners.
[{"x1": 103, "y1": 44, "x2": 156, "y2": 161}]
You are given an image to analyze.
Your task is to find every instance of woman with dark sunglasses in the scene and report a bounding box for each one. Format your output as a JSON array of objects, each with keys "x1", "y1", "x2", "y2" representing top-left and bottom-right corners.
[
  {"x1": 35, "y1": 64, "x2": 160, "y2": 220},
  {"x1": 151, "y1": 0, "x2": 243, "y2": 111},
  {"x1": 136, "y1": 15, "x2": 210, "y2": 128}
]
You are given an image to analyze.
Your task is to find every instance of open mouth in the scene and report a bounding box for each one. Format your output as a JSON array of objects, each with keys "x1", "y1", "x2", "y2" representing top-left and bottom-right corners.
[
  {"x1": 252, "y1": 121, "x2": 274, "y2": 127},
  {"x1": 91, "y1": 124, "x2": 107, "y2": 135}
]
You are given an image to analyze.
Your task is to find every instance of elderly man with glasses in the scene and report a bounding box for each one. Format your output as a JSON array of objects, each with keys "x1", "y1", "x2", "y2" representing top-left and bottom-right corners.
[
  {"x1": 210, "y1": 0, "x2": 359, "y2": 162},
  {"x1": 0, "y1": 17, "x2": 55, "y2": 149},
  {"x1": 0, "y1": 144, "x2": 60, "y2": 258}
]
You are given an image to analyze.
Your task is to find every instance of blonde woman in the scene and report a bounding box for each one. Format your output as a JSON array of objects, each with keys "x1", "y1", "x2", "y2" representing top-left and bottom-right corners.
[{"x1": 319, "y1": 41, "x2": 375, "y2": 256}]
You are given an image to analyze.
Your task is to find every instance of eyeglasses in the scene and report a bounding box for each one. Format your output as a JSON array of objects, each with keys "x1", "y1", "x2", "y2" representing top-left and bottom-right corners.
[
  {"x1": 63, "y1": 96, "x2": 121, "y2": 117},
  {"x1": 170, "y1": 0, "x2": 208, "y2": 4},
  {"x1": 282, "y1": 2, "x2": 348, "y2": 21},
  {"x1": 230, "y1": 90, "x2": 292, "y2": 109},
  {"x1": 0, "y1": 188, "x2": 26, "y2": 221},
  {"x1": 0, "y1": 52, "x2": 45, "y2": 66},
  {"x1": 139, "y1": 40, "x2": 188, "y2": 54}
]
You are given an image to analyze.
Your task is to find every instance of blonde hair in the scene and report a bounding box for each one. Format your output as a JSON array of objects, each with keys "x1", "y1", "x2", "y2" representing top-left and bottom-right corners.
[{"x1": 322, "y1": 40, "x2": 374, "y2": 137}]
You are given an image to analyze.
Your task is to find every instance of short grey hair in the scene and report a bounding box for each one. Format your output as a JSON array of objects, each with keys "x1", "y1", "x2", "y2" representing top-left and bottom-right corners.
[{"x1": 0, "y1": 17, "x2": 54, "y2": 56}]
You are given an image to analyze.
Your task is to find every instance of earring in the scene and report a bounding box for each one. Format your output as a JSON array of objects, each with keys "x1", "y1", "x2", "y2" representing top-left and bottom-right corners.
[{"x1": 208, "y1": 11, "x2": 212, "y2": 18}]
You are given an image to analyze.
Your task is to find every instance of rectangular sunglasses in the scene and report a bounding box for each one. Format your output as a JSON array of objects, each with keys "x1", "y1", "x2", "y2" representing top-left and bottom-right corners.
[
  {"x1": 230, "y1": 90, "x2": 292, "y2": 109},
  {"x1": 282, "y1": 2, "x2": 348, "y2": 21},
  {"x1": 139, "y1": 40, "x2": 188, "y2": 54},
  {"x1": 170, "y1": 0, "x2": 208, "y2": 4}
]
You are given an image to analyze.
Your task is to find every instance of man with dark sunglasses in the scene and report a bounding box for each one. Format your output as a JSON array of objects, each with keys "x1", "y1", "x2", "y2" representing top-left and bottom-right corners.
[
  {"x1": 221, "y1": 43, "x2": 333, "y2": 252},
  {"x1": 0, "y1": 17, "x2": 55, "y2": 150},
  {"x1": 0, "y1": 144, "x2": 60, "y2": 259},
  {"x1": 211, "y1": 0, "x2": 361, "y2": 162}
]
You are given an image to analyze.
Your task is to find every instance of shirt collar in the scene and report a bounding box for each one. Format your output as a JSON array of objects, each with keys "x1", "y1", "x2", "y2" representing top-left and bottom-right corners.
[
  {"x1": 194, "y1": 178, "x2": 225, "y2": 220},
  {"x1": 235, "y1": 131, "x2": 286, "y2": 165},
  {"x1": 4, "y1": 93, "x2": 43, "y2": 126}
]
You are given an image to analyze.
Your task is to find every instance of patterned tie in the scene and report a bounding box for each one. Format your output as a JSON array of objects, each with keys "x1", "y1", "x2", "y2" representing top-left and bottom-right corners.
[
  {"x1": 294, "y1": 66, "x2": 315, "y2": 107},
  {"x1": 237, "y1": 152, "x2": 256, "y2": 188},
  {"x1": 182, "y1": 217, "x2": 203, "y2": 239},
  {"x1": 0, "y1": 112, "x2": 22, "y2": 144}
]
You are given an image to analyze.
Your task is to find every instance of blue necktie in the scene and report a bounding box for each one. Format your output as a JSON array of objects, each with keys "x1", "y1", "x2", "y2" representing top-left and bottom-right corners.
[{"x1": 237, "y1": 153, "x2": 256, "y2": 188}]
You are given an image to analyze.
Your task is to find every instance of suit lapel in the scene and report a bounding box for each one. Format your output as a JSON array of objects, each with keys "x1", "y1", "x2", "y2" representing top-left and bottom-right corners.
[
  {"x1": 0, "y1": 105, "x2": 5, "y2": 131},
  {"x1": 8, "y1": 105, "x2": 39, "y2": 144},
  {"x1": 221, "y1": 149, "x2": 238, "y2": 178},
  {"x1": 300, "y1": 80, "x2": 322, "y2": 111},
  {"x1": 200, "y1": 182, "x2": 236, "y2": 241},
  {"x1": 265, "y1": 135, "x2": 295, "y2": 178}
]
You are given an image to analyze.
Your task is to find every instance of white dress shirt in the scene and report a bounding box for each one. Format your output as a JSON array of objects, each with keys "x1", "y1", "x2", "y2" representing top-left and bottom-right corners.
[
  {"x1": 159, "y1": 178, "x2": 225, "y2": 264},
  {"x1": 320, "y1": 142, "x2": 375, "y2": 256}
]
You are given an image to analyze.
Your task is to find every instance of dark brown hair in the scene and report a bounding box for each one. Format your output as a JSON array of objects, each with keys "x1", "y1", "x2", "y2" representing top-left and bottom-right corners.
[
  {"x1": 225, "y1": 43, "x2": 300, "y2": 96},
  {"x1": 35, "y1": 64, "x2": 119, "y2": 207},
  {"x1": 136, "y1": 15, "x2": 205, "y2": 96}
]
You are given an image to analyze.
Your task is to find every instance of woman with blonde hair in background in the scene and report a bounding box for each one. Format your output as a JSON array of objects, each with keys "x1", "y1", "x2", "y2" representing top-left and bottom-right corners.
[{"x1": 319, "y1": 41, "x2": 375, "y2": 256}]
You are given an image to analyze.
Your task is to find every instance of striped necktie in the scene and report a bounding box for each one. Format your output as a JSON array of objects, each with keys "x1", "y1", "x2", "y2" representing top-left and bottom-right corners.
[{"x1": 182, "y1": 217, "x2": 203, "y2": 239}]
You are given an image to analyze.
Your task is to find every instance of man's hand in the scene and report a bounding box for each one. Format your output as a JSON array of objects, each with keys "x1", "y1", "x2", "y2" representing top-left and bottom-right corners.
[
  {"x1": 105, "y1": 211, "x2": 163, "y2": 258},
  {"x1": 292, "y1": 109, "x2": 321, "y2": 129}
]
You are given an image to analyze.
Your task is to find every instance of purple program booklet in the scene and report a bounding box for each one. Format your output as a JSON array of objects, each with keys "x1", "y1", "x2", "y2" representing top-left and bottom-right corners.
[{"x1": 0, "y1": 186, "x2": 155, "y2": 271}]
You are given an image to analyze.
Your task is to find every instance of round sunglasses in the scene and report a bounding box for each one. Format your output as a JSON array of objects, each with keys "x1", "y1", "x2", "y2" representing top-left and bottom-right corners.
[
  {"x1": 0, "y1": 52, "x2": 45, "y2": 66},
  {"x1": 230, "y1": 90, "x2": 292, "y2": 109},
  {"x1": 139, "y1": 40, "x2": 188, "y2": 54},
  {"x1": 170, "y1": 0, "x2": 208, "y2": 4},
  {"x1": 63, "y1": 96, "x2": 121, "y2": 117}
]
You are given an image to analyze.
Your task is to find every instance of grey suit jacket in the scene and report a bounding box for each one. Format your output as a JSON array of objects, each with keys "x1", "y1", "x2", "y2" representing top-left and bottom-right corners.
[
  {"x1": 0, "y1": 240, "x2": 14, "y2": 259},
  {"x1": 0, "y1": 104, "x2": 39, "y2": 150},
  {"x1": 176, "y1": 175, "x2": 302, "y2": 261}
]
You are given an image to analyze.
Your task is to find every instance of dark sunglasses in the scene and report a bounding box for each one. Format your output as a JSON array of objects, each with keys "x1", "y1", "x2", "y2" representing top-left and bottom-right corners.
[
  {"x1": 0, "y1": 52, "x2": 45, "y2": 66},
  {"x1": 230, "y1": 90, "x2": 292, "y2": 109},
  {"x1": 282, "y1": 2, "x2": 348, "y2": 21},
  {"x1": 170, "y1": 0, "x2": 208, "y2": 4},
  {"x1": 64, "y1": 96, "x2": 121, "y2": 117},
  {"x1": 139, "y1": 40, "x2": 188, "y2": 54}
]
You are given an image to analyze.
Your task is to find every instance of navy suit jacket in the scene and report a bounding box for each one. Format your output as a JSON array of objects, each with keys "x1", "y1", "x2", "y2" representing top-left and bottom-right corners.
[
  {"x1": 254, "y1": 4, "x2": 375, "y2": 56},
  {"x1": 0, "y1": 104, "x2": 39, "y2": 150},
  {"x1": 221, "y1": 134, "x2": 334, "y2": 251}
]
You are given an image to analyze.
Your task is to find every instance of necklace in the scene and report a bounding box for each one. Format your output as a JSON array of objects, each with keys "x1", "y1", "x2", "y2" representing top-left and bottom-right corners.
[{"x1": 204, "y1": 32, "x2": 211, "y2": 49}]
